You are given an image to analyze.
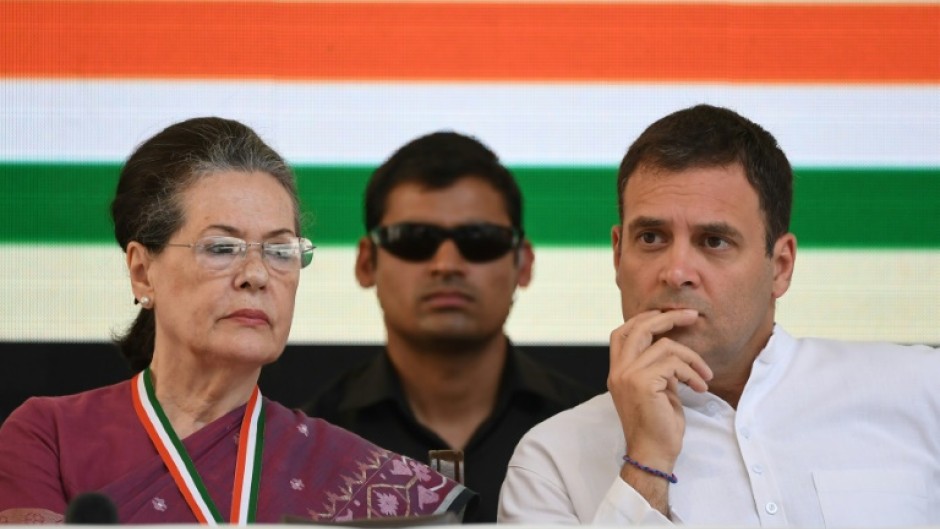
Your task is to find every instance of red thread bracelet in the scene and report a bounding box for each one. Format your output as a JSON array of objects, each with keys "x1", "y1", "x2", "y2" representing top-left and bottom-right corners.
[{"x1": 622, "y1": 455, "x2": 678, "y2": 483}]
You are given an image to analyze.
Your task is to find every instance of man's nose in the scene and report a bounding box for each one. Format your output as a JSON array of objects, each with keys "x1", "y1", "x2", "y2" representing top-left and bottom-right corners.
[
  {"x1": 659, "y1": 242, "x2": 700, "y2": 289},
  {"x1": 429, "y1": 239, "x2": 466, "y2": 275}
]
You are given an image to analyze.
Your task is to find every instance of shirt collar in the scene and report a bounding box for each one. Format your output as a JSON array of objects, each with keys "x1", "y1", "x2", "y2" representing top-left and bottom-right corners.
[
  {"x1": 679, "y1": 324, "x2": 796, "y2": 411},
  {"x1": 757, "y1": 323, "x2": 795, "y2": 365}
]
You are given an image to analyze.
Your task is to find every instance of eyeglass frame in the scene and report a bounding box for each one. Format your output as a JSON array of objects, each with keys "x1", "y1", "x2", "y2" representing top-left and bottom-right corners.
[{"x1": 163, "y1": 235, "x2": 315, "y2": 272}]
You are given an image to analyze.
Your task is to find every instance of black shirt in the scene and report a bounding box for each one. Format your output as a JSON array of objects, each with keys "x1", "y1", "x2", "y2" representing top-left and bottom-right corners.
[{"x1": 302, "y1": 343, "x2": 596, "y2": 523}]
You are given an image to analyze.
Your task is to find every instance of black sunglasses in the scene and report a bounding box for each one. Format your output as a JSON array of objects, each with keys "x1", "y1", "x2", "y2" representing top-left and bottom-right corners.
[{"x1": 369, "y1": 222, "x2": 523, "y2": 263}]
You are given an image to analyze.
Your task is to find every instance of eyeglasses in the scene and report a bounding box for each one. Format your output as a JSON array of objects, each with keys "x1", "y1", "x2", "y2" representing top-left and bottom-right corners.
[
  {"x1": 165, "y1": 236, "x2": 315, "y2": 272},
  {"x1": 369, "y1": 222, "x2": 522, "y2": 263}
]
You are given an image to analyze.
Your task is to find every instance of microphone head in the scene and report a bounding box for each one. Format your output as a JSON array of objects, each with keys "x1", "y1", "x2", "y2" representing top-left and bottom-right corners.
[{"x1": 65, "y1": 492, "x2": 118, "y2": 524}]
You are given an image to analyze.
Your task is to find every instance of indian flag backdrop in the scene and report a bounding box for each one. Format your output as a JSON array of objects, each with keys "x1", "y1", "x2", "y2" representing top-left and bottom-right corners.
[{"x1": 1, "y1": 1, "x2": 938, "y2": 346}]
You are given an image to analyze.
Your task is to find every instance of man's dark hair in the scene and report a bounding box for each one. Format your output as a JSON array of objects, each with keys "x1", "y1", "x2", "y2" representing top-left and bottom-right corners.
[
  {"x1": 364, "y1": 131, "x2": 522, "y2": 232},
  {"x1": 617, "y1": 104, "x2": 793, "y2": 254}
]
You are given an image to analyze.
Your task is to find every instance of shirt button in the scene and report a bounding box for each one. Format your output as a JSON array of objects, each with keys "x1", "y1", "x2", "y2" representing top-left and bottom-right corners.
[
  {"x1": 765, "y1": 502, "x2": 779, "y2": 515},
  {"x1": 752, "y1": 464, "x2": 764, "y2": 474},
  {"x1": 740, "y1": 427, "x2": 751, "y2": 439},
  {"x1": 705, "y1": 401, "x2": 720, "y2": 416}
]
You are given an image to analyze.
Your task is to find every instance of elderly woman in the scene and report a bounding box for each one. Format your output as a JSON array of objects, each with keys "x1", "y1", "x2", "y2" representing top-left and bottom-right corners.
[{"x1": 0, "y1": 118, "x2": 473, "y2": 524}]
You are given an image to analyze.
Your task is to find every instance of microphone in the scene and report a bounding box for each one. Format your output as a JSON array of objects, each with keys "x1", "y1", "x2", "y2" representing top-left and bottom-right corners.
[{"x1": 65, "y1": 492, "x2": 119, "y2": 524}]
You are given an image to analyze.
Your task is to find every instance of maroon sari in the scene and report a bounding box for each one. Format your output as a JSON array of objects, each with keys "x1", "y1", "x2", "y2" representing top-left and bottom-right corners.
[{"x1": 0, "y1": 381, "x2": 473, "y2": 523}]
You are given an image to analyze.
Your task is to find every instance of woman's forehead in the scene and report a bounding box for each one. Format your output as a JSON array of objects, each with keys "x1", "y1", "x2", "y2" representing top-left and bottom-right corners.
[{"x1": 179, "y1": 171, "x2": 298, "y2": 234}]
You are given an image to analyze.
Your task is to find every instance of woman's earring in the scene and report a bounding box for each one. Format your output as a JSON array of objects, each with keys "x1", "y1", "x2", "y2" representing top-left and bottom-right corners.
[{"x1": 139, "y1": 296, "x2": 152, "y2": 309}]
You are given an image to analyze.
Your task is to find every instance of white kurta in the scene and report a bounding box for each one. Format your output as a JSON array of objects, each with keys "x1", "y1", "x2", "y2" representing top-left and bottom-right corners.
[{"x1": 499, "y1": 326, "x2": 940, "y2": 527}]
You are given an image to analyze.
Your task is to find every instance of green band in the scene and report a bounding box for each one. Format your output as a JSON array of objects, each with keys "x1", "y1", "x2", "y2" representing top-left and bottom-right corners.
[{"x1": 2, "y1": 163, "x2": 937, "y2": 248}]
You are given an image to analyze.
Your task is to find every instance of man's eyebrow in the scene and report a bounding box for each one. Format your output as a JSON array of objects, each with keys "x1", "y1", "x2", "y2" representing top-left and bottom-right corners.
[
  {"x1": 626, "y1": 216, "x2": 666, "y2": 232},
  {"x1": 625, "y1": 218, "x2": 744, "y2": 240},
  {"x1": 698, "y1": 222, "x2": 743, "y2": 239}
]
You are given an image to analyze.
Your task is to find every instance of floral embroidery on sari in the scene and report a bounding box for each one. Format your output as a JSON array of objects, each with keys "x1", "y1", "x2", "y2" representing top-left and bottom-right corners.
[{"x1": 307, "y1": 450, "x2": 452, "y2": 521}]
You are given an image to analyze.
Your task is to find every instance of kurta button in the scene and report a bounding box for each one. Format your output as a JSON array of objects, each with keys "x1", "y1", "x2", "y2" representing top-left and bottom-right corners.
[
  {"x1": 706, "y1": 401, "x2": 719, "y2": 415},
  {"x1": 765, "y1": 502, "x2": 779, "y2": 515},
  {"x1": 752, "y1": 464, "x2": 764, "y2": 474},
  {"x1": 740, "y1": 427, "x2": 751, "y2": 439}
]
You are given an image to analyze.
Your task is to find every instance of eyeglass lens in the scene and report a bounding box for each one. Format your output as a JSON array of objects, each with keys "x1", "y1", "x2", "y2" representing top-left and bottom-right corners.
[
  {"x1": 192, "y1": 237, "x2": 314, "y2": 271},
  {"x1": 371, "y1": 223, "x2": 520, "y2": 263}
]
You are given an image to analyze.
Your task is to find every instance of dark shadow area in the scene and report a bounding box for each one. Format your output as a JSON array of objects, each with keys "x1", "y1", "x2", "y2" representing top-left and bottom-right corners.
[{"x1": 0, "y1": 342, "x2": 609, "y2": 425}]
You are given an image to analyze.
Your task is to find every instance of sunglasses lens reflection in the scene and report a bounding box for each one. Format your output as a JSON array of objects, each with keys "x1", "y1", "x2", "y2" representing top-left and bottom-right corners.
[{"x1": 375, "y1": 223, "x2": 518, "y2": 263}]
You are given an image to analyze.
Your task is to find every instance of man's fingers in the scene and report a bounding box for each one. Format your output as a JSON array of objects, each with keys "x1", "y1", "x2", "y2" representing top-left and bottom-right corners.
[
  {"x1": 670, "y1": 359, "x2": 710, "y2": 392},
  {"x1": 643, "y1": 309, "x2": 699, "y2": 336},
  {"x1": 657, "y1": 340, "x2": 713, "y2": 382},
  {"x1": 610, "y1": 341, "x2": 712, "y2": 391},
  {"x1": 612, "y1": 331, "x2": 712, "y2": 381},
  {"x1": 610, "y1": 309, "x2": 698, "y2": 365},
  {"x1": 609, "y1": 310, "x2": 660, "y2": 351}
]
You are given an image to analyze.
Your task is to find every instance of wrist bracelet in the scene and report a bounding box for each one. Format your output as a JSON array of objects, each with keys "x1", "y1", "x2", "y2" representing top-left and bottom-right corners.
[{"x1": 622, "y1": 454, "x2": 678, "y2": 484}]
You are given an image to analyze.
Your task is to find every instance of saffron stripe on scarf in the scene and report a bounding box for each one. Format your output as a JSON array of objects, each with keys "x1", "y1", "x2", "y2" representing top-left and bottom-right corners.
[
  {"x1": 132, "y1": 373, "x2": 216, "y2": 523},
  {"x1": 2, "y1": 2, "x2": 937, "y2": 82},
  {"x1": 231, "y1": 388, "x2": 264, "y2": 525}
]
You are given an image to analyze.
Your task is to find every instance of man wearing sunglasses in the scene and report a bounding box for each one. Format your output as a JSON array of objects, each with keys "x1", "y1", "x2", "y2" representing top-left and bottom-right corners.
[{"x1": 302, "y1": 132, "x2": 593, "y2": 523}]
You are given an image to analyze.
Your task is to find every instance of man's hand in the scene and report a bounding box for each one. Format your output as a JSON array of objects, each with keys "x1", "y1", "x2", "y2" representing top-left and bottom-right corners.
[{"x1": 607, "y1": 309, "x2": 713, "y2": 514}]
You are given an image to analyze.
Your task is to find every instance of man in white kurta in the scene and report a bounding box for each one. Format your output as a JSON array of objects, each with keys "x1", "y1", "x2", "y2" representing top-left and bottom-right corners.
[
  {"x1": 499, "y1": 326, "x2": 939, "y2": 526},
  {"x1": 497, "y1": 105, "x2": 940, "y2": 527}
]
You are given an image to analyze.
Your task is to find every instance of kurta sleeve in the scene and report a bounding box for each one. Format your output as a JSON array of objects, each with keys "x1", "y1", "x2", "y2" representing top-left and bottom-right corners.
[
  {"x1": 499, "y1": 463, "x2": 582, "y2": 524},
  {"x1": 592, "y1": 478, "x2": 675, "y2": 525},
  {"x1": 498, "y1": 427, "x2": 677, "y2": 526}
]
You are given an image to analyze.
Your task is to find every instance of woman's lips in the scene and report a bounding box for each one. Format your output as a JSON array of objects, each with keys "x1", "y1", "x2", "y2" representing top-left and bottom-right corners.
[{"x1": 225, "y1": 309, "x2": 271, "y2": 326}]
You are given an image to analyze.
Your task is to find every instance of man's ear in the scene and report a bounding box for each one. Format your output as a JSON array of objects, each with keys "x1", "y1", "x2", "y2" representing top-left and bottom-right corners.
[
  {"x1": 611, "y1": 224, "x2": 623, "y2": 271},
  {"x1": 515, "y1": 240, "x2": 534, "y2": 288},
  {"x1": 771, "y1": 233, "x2": 797, "y2": 299},
  {"x1": 126, "y1": 241, "x2": 154, "y2": 303},
  {"x1": 354, "y1": 236, "x2": 377, "y2": 288}
]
